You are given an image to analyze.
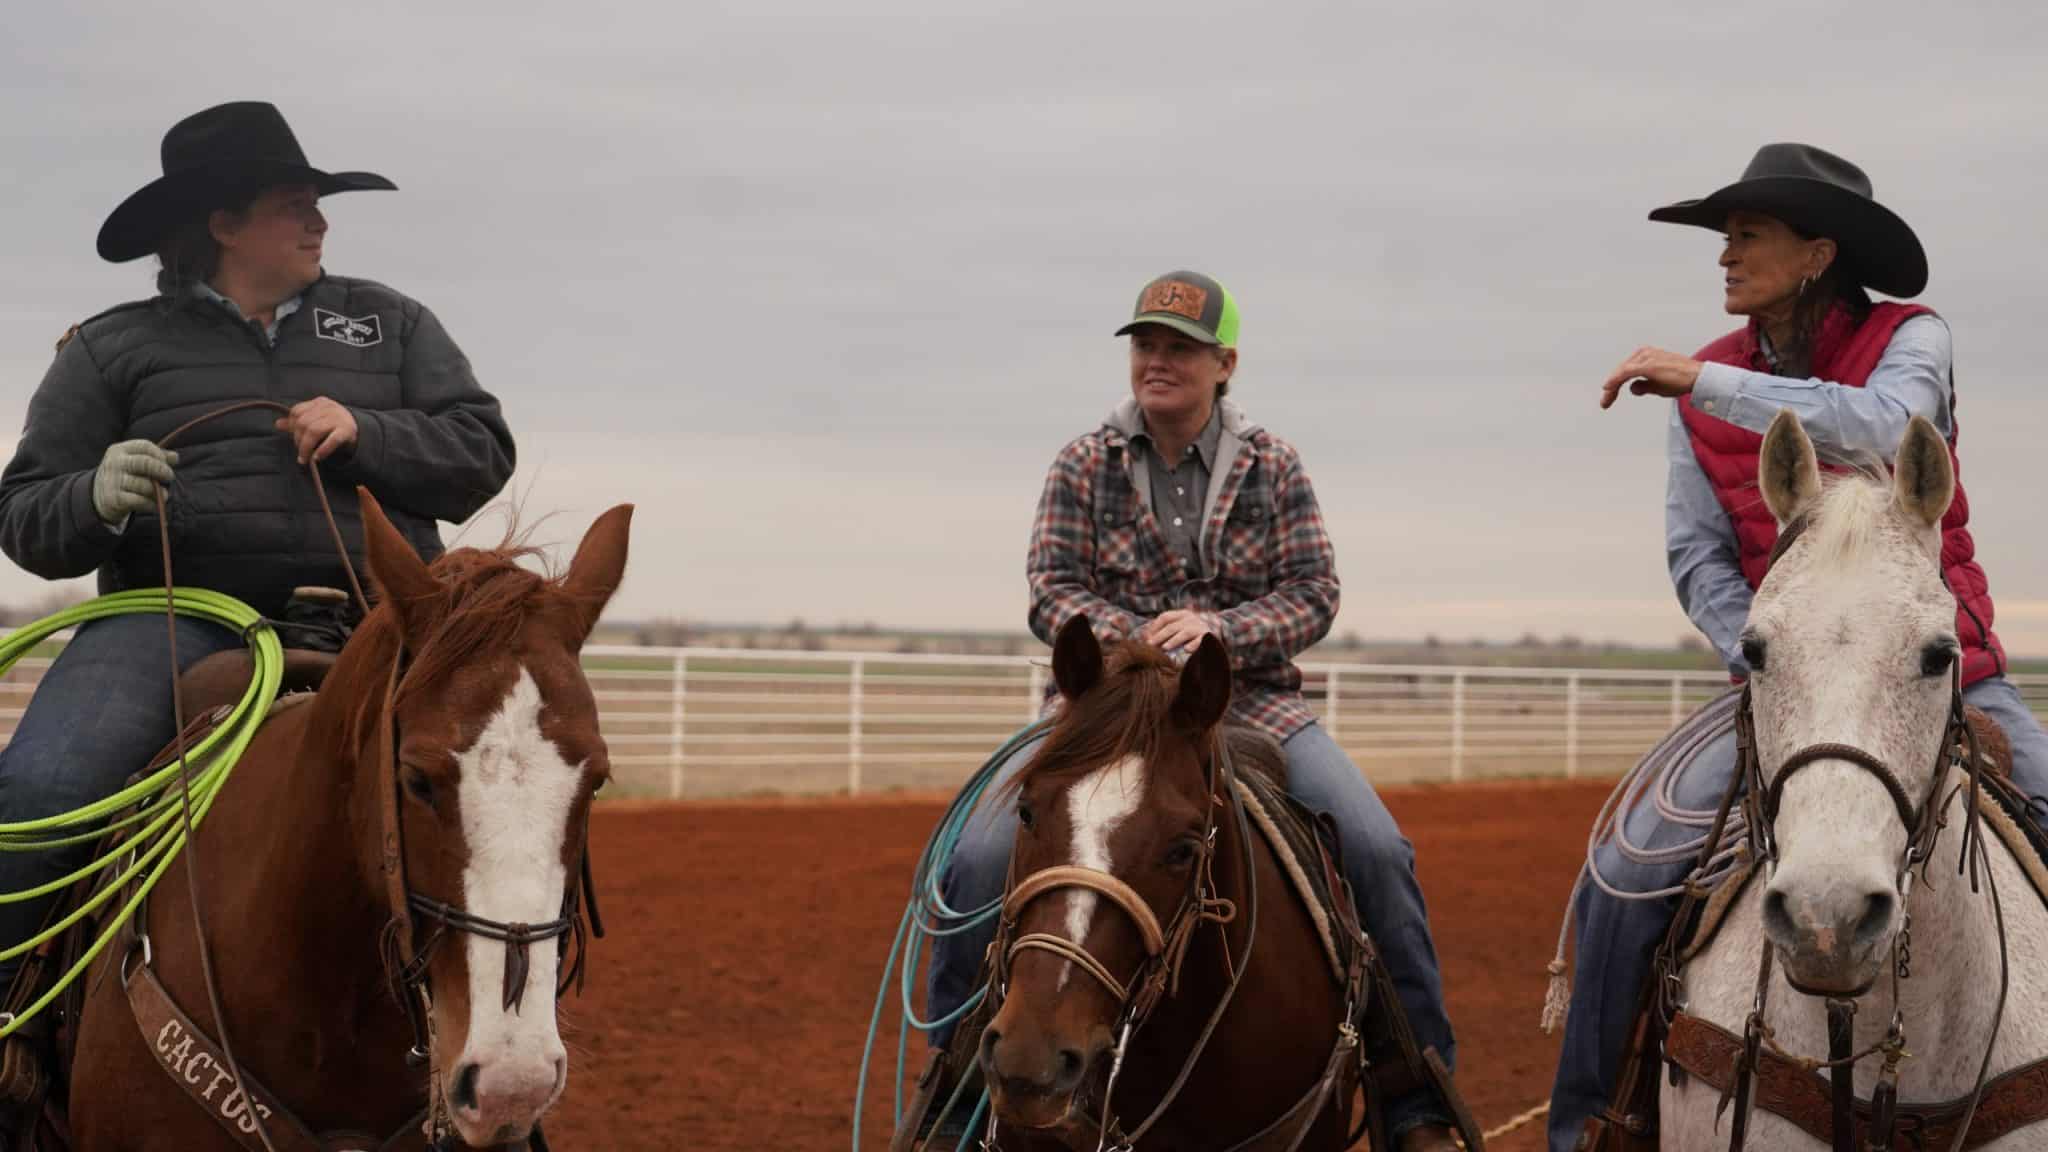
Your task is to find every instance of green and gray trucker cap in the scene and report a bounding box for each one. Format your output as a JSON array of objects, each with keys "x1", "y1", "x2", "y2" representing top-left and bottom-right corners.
[{"x1": 1113, "y1": 270, "x2": 1240, "y2": 348}]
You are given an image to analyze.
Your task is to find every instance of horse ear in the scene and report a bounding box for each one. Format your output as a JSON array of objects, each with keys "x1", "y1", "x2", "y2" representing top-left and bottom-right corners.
[
  {"x1": 1052, "y1": 616, "x2": 1103, "y2": 701},
  {"x1": 1759, "y1": 410, "x2": 1821, "y2": 526},
  {"x1": 560, "y1": 504, "x2": 634, "y2": 642},
  {"x1": 357, "y1": 487, "x2": 441, "y2": 640},
  {"x1": 1171, "y1": 634, "x2": 1232, "y2": 733},
  {"x1": 1892, "y1": 415, "x2": 1954, "y2": 531}
]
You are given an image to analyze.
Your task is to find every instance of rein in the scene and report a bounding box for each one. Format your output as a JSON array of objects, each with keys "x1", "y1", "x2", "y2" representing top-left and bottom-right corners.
[{"x1": 149, "y1": 399, "x2": 369, "y2": 1152}]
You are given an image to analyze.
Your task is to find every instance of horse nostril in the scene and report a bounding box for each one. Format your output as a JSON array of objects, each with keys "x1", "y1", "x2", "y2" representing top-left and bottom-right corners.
[
  {"x1": 979, "y1": 1026, "x2": 1001, "y2": 1067},
  {"x1": 1855, "y1": 891, "x2": 1897, "y2": 946},
  {"x1": 1762, "y1": 888, "x2": 1796, "y2": 943},
  {"x1": 1053, "y1": 1047, "x2": 1087, "y2": 1093},
  {"x1": 451, "y1": 1062, "x2": 480, "y2": 1112}
]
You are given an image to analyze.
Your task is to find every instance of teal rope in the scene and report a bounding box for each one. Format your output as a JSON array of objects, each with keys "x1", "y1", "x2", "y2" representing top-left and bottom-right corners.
[{"x1": 852, "y1": 719, "x2": 1049, "y2": 1151}]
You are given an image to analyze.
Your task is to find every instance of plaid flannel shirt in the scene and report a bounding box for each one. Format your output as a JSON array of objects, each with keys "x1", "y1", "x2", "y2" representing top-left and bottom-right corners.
[{"x1": 1026, "y1": 398, "x2": 1339, "y2": 740}]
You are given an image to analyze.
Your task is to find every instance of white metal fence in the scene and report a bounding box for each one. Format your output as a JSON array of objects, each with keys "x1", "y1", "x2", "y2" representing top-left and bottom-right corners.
[{"x1": 4, "y1": 643, "x2": 2044, "y2": 799}]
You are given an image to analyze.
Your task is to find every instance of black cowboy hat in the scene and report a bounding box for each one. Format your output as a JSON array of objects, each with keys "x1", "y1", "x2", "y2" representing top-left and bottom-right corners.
[
  {"x1": 1648, "y1": 142, "x2": 1927, "y2": 298},
  {"x1": 96, "y1": 101, "x2": 395, "y2": 264}
]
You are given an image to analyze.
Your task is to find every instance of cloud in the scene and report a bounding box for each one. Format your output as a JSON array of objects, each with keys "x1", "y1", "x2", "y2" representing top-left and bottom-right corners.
[{"x1": 2, "y1": 2, "x2": 2045, "y2": 652}]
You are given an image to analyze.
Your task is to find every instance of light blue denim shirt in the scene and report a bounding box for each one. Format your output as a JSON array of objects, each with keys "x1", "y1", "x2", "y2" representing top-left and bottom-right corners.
[
  {"x1": 192, "y1": 282, "x2": 302, "y2": 342},
  {"x1": 1666, "y1": 313, "x2": 1954, "y2": 676}
]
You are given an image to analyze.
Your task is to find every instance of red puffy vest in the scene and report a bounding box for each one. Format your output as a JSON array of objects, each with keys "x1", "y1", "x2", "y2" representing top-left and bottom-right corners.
[{"x1": 1679, "y1": 302, "x2": 2005, "y2": 687}]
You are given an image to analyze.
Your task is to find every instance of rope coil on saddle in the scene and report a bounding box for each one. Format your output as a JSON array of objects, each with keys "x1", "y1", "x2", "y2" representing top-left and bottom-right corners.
[{"x1": 1541, "y1": 687, "x2": 1749, "y2": 1033}]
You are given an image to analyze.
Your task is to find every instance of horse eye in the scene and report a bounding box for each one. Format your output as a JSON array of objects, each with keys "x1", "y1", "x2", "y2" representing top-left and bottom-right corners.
[
  {"x1": 1163, "y1": 839, "x2": 1200, "y2": 872},
  {"x1": 1920, "y1": 642, "x2": 1958, "y2": 679},
  {"x1": 1740, "y1": 635, "x2": 1767, "y2": 673},
  {"x1": 404, "y1": 768, "x2": 436, "y2": 804},
  {"x1": 1017, "y1": 799, "x2": 1034, "y2": 830}
]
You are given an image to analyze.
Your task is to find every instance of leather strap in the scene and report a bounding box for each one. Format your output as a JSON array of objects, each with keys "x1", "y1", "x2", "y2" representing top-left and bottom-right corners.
[
  {"x1": 1220, "y1": 1022, "x2": 1359, "y2": 1152},
  {"x1": 1667, "y1": 1010, "x2": 2048, "y2": 1151},
  {"x1": 123, "y1": 950, "x2": 427, "y2": 1152},
  {"x1": 1003, "y1": 866, "x2": 1166, "y2": 956},
  {"x1": 1006, "y1": 933, "x2": 1134, "y2": 1002}
]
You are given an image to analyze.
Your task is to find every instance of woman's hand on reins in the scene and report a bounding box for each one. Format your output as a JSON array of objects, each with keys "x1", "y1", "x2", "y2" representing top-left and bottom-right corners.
[
  {"x1": 275, "y1": 397, "x2": 360, "y2": 465},
  {"x1": 1601, "y1": 346, "x2": 1705, "y2": 409},
  {"x1": 1144, "y1": 609, "x2": 1217, "y2": 654}
]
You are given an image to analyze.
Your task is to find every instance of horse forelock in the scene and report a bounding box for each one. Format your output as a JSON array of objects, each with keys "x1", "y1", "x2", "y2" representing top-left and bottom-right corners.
[
  {"x1": 1796, "y1": 472, "x2": 1902, "y2": 583},
  {"x1": 332, "y1": 542, "x2": 593, "y2": 756},
  {"x1": 1013, "y1": 642, "x2": 1192, "y2": 801}
]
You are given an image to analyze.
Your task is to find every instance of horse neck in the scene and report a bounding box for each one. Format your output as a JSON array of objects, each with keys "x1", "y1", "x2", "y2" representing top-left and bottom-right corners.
[
  {"x1": 1880, "y1": 786, "x2": 2036, "y2": 1094},
  {"x1": 146, "y1": 647, "x2": 419, "y2": 1109},
  {"x1": 212, "y1": 646, "x2": 400, "y2": 991},
  {"x1": 1113, "y1": 768, "x2": 1340, "y2": 1140}
]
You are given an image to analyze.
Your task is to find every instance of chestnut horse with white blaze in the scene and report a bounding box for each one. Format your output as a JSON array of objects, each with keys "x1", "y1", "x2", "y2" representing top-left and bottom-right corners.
[{"x1": 66, "y1": 490, "x2": 631, "y2": 1151}]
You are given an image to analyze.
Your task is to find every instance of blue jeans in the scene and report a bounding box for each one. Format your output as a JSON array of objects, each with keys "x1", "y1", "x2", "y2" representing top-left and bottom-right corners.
[
  {"x1": 929, "y1": 721, "x2": 1457, "y2": 1135},
  {"x1": 0, "y1": 614, "x2": 241, "y2": 991},
  {"x1": 1546, "y1": 675, "x2": 2048, "y2": 1152}
]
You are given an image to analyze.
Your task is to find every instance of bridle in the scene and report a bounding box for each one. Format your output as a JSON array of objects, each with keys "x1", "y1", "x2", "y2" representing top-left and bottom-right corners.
[
  {"x1": 986, "y1": 733, "x2": 1253, "y2": 1152},
  {"x1": 375, "y1": 650, "x2": 605, "y2": 1145},
  {"x1": 1718, "y1": 516, "x2": 2008, "y2": 1152}
]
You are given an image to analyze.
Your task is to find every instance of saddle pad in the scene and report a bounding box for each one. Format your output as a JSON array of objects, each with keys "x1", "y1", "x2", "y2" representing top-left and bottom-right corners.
[
  {"x1": 1976, "y1": 786, "x2": 2048, "y2": 911},
  {"x1": 1231, "y1": 769, "x2": 1351, "y2": 985}
]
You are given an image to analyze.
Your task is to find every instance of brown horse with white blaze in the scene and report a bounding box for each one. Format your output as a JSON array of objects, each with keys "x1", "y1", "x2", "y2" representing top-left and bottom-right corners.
[
  {"x1": 978, "y1": 618, "x2": 1357, "y2": 1151},
  {"x1": 66, "y1": 490, "x2": 631, "y2": 1151}
]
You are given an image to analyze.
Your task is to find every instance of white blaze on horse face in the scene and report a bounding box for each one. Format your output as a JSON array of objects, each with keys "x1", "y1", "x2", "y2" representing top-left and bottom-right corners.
[
  {"x1": 1058, "y1": 754, "x2": 1148, "y2": 992},
  {"x1": 456, "y1": 668, "x2": 577, "y2": 1094}
]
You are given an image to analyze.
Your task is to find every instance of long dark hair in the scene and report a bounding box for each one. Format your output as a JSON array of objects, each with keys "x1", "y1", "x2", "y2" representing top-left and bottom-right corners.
[
  {"x1": 1770, "y1": 225, "x2": 1873, "y2": 377},
  {"x1": 152, "y1": 186, "x2": 261, "y2": 301}
]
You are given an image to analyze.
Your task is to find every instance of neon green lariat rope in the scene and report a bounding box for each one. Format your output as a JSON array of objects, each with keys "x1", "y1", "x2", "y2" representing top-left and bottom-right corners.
[{"x1": 0, "y1": 588, "x2": 277, "y2": 1037}]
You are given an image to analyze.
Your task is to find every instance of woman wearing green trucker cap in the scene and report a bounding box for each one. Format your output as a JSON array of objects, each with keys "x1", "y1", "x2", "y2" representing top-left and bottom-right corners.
[{"x1": 910, "y1": 270, "x2": 1470, "y2": 1152}]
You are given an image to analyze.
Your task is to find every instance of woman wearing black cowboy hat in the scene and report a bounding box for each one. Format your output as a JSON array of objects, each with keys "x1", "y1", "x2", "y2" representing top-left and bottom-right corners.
[
  {"x1": 1547, "y1": 142, "x2": 2048, "y2": 1152},
  {"x1": 0, "y1": 102, "x2": 514, "y2": 1049}
]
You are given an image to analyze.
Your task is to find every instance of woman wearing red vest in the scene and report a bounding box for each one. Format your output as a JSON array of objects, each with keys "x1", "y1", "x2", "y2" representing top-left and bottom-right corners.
[{"x1": 1548, "y1": 143, "x2": 2048, "y2": 1152}]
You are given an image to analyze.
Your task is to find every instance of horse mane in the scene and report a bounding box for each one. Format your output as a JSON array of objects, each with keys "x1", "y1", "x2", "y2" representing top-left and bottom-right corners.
[{"x1": 333, "y1": 532, "x2": 603, "y2": 754}]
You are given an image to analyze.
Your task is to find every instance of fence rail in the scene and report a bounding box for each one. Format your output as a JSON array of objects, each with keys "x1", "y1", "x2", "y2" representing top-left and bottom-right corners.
[{"x1": 7, "y1": 640, "x2": 2043, "y2": 798}]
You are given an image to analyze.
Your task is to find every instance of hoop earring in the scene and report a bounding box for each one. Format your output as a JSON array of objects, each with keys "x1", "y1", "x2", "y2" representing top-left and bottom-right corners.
[{"x1": 1798, "y1": 275, "x2": 1814, "y2": 297}]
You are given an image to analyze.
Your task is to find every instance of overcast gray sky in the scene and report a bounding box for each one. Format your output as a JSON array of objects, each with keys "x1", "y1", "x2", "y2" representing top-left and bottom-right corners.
[{"x1": 4, "y1": 1, "x2": 2045, "y2": 651}]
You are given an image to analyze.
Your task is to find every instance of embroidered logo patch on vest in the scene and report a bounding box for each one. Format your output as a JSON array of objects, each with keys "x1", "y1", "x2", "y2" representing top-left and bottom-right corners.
[{"x1": 314, "y1": 308, "x2": 383, "y2": 348}]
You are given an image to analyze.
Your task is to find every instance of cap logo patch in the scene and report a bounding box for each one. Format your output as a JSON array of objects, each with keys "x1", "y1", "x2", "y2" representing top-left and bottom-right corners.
[{"x1": 1140, "y1": 281, "x2": 1208, "y2": 322}]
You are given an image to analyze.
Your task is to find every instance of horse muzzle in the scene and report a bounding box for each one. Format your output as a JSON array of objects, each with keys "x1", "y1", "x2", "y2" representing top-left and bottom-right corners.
[
  {"x1": 979, "y1": 1019, "x2": 1110, "y2": 1131},
  {"x1": 1761, "y1": 874, "x2": 1899, "y2": 996},
  {"x1": 447, "y1": 1048, "x2": 568, "y2": 1147}
]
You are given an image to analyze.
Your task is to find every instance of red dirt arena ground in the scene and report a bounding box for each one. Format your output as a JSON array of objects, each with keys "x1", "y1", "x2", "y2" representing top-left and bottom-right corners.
[{"x1": 545, "y1": 778, "x2": 1612, "y2": 1151}]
